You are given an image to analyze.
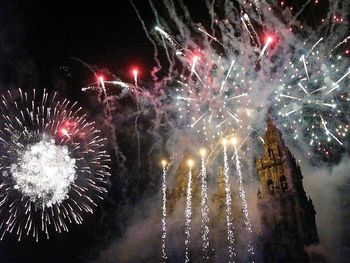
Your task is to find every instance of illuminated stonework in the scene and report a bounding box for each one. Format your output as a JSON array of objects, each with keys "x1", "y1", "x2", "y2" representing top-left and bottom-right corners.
[{"x1": 257, "y1": 118, "x2": 324, "y2": 263}]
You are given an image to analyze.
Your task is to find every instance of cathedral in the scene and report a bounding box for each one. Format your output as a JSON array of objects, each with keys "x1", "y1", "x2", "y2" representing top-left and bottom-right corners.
[
  {"x1": 256, "y1": 118, "x2": 324, "y2": 262},
  {"x1": 166, "y1": 118, "x2": 324, "y2": 262}
]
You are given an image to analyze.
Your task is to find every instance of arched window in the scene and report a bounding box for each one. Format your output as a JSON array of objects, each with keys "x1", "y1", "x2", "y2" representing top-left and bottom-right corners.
[
  {"x1": 267, "y1": 179, "x2": 274, "y2": 195},
  {"x1": 268, "y1": 148, "x2": 273, "y2": 158},
  {"x1": 280, "y1": 175, "x2": 288, "y2": 191}
]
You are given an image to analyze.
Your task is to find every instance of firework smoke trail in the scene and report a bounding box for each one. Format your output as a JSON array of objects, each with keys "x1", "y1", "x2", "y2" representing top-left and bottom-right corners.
[
  {"x1": 232, "y1": 138, "x2": 255, "y2": 261},
  {"x1": 129, "y1": 0, "x2": 162, "y2": 81},
  {"x1": 223, "y1": 139, "x2": 236, "y2": 262},
  {"x1": 200, "y1": 150, "x2": 210, "y2": 262},
  {"x1": 161, "y1": 160, "x2": 168, "y2": 262},
  {"x1": 184, "y1": 160, "x2": 193, "y2": 263},
  {"x1": 101, "y1": 91, "x2": 126, "y2": 169},
  {"x1": 132, "y1": 68, "x2": 142, "y2": 170},
  {"x1": 72, "y1": 58, "x2": 126, "y2": 168},
  {"x1": 252, "y1": 0, "x2": 263, "y2": 26},
  {"x1": 241, "y1": 14, "x2": 261, "y2": 47},
  {"x1": 0, "y1": 89, "x2": 110, "y2": 241},
  {"x1": 328, "y1": 35, "x2": 350, "y2": 55}
]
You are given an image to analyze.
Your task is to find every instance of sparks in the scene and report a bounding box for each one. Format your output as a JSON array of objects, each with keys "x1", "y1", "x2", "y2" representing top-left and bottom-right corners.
[
  {"x1": 161, "y1": 160, "x2": 168, "y2": 262},
  {"x1": 184, "y1": 160, "x2": 193, "y2": 263},
  {"x1": 200, "y1": 150, "x2": 210, "y2": 262},
  {"x1": 0, "y1": 89, "x2": 110, "y2": 241},
  {"x1": 223, "y1": 141, "x2": 236, "y2": 262},
  {"x1": 232, "y1": 139, "x2": 255, "y2": 260}
]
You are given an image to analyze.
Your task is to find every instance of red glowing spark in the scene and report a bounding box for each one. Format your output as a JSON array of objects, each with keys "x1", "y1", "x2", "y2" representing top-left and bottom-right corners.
[
  {"x1": 130, "y1": 67, "x2": 140, "y2": 78},
  {"x1": 265, "y1": 35, "x2": 274, "y2": 45},
  {"x1": 98, "y1": 75, "x2": 104, "y2": 83},
  {"x1": 191, "y1": 55, "x2": 200, "y2": 72},
  {"x1": 191, "y1": 55, "x2": 201, "y2": 66},
  {"x1": 60, "y1": 128, "x2": 70, "y2": 139},
  {"x1": 130, "y1": 66, "x2": 140, "y2": 86}
]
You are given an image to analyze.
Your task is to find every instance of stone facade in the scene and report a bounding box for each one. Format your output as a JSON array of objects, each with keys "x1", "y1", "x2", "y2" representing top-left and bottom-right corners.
[{"x1": 257, "y1": 118, "x2": 323, "y2": 262}]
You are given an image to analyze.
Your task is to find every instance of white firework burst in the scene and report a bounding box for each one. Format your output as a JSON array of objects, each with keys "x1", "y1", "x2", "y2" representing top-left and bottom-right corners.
[
  {"x1": 175, "y1": 52, "x2": 252, "y2": 142},
  {"x1": 274, "y1": 48, "x2": 350, "y2": 154},
  {"x1": 0, "y1": 88, "x2": 110, "y2": 241}
]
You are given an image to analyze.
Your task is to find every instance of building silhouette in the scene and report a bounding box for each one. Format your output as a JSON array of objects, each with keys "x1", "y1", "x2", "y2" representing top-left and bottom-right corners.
[{"x1": 256, "y1": 118, "x2": 324, "y2": 262}]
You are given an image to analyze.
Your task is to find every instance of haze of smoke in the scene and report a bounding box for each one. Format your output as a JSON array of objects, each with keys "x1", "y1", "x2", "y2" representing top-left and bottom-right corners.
[{"x1": 301, "y1": 155, "x2": 350, "y2": 263}]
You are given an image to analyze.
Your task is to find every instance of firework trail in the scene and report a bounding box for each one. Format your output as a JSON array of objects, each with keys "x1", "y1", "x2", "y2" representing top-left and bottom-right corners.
[
  {"x1": 96, "y1": 77, "x2": 127, "y2": 169},
  {"x1": 222, "y1": 139, "x2": 236, "y2": 262},
  {"x1": 161, "y1": 160, "x2": 168, "y2": 262},
  {"x1": 241, "y1": 13, "x2": 261, "y2": 47},
  {"x1": 184, "y1": 159, "x2": 193, "y2": 263},
  {"x1": 133, "y1": 68, "x2": 142, "y2": 170},
  {"x1": 257, "y1": 35, "x2": 274, "y2": 62},
  {"x1": 328, "y1": 35, "x2": 350, "y2": 55},
  {"x1": 252, "y1": 0, "x2": 264, "y2": 26},
  {"x1": 75, "y1": 58, "x2": 127, "y2": 170},
  {"x1": 200, "y1": 149, "x2": 210, "y2": 262},
  {"x1": 232, "y1": 138, "x2": 255, "y2": 261},
  {"x1": 0, "y1": 89, "x2": 110, "y2": 241}
]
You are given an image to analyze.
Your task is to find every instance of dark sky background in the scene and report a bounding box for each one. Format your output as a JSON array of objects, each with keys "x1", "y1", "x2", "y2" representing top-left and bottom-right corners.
[
  {"x1": 0, "y1": 0, "x2": 156, "y2": 88},
  {"x1": 0, "y1": 1, "x2": 348, "y2": 263}
]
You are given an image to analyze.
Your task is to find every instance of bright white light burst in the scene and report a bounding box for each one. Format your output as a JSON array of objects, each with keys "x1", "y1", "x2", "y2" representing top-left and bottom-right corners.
[
  {"x1": 0, "y1": 89, "x2": 110, "y2": 241},
  {"x1": 11, "y1": 138, "x2": 77, "y2": 208}
]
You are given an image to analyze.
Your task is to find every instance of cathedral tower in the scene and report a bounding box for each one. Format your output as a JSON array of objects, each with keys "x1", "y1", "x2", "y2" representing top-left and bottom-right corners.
[{"x1": 256, "y1": 118, "x2": 322, "y2": 262}]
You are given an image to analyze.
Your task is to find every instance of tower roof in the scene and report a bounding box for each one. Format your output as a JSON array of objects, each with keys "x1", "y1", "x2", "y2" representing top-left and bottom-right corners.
[{"x1": 263, "y1": 117, "x2": 284, "y2": 147}]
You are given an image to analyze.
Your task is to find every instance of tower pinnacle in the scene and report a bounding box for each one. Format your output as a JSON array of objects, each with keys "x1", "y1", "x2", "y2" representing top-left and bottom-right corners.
[{"x1": 257, "y1": 118, "x2": 322, "y2": 262}]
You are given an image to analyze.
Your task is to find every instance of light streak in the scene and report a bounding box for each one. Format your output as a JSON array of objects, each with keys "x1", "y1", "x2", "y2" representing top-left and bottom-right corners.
[
  {"x1": 161, "y1": 160, "x2": 168, "y2": 262},
  {"x1": 223, "y1": 140, "x2": 236, "y2": 262},
  {"x1": 232, "y1": 138, "x2": 255, "y2": 260},
  {"x1": 200, "y1": 150, "x2": 210, "y2": 262},
  {"x1": 220, "y1": 60, "x2": 235, "y2": 93},
  {"x1": 184, "y1": 160, "x2": 194, "y2": 263}
]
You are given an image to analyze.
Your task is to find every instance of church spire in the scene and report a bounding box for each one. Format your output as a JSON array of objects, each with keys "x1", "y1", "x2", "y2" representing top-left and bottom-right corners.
[
  {"x1": 256, "y1": 118, "x2": 292, "y2": 198},
  {"x1": 257, "y1": 118, "x2": 321, "y2": 262}
]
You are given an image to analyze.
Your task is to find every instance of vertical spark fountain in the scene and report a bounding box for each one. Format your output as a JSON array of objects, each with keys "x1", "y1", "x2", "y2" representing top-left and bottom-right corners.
[
  {"x1": 223, "y1": 139, "x2": 236, "y2": 263},
  {"x1": 184, "y1": 159, "x2": 194, "y2": 263},
  {"x1": 200, "y1": 149, "x2": 210, "y2": 262},
  {"x1": 161, "y1": 160, "x2": 168, "y2": 262},
  {"x1": 232, "y1": 138, "x2": 255, "y2": 261}
]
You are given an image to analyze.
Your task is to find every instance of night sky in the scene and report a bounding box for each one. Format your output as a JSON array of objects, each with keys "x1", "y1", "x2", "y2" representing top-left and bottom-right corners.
[{"x1": 0, "y1": 1, "x2": 349, "y2": 263}]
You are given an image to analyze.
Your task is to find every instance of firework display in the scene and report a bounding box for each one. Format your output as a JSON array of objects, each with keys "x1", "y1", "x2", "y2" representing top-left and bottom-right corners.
[
  {"x1": 150, "y1": 1, "x2": 349, "y2": 156},
  {"x1": 0, "y1": 2, "x2": 348, "y2": 263},
  {"x1": 174, "y1": 53, "x2": 251, "y2": 141},
  {"x1": 274, "y1": 50, "x2": 349, "y2": 154},
  {"x1": 142, "y1": 0, "x2": 349, "y2": 261},
  {"x1": 0, "y1": 89, "x2": 110, "y2": 241}
]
